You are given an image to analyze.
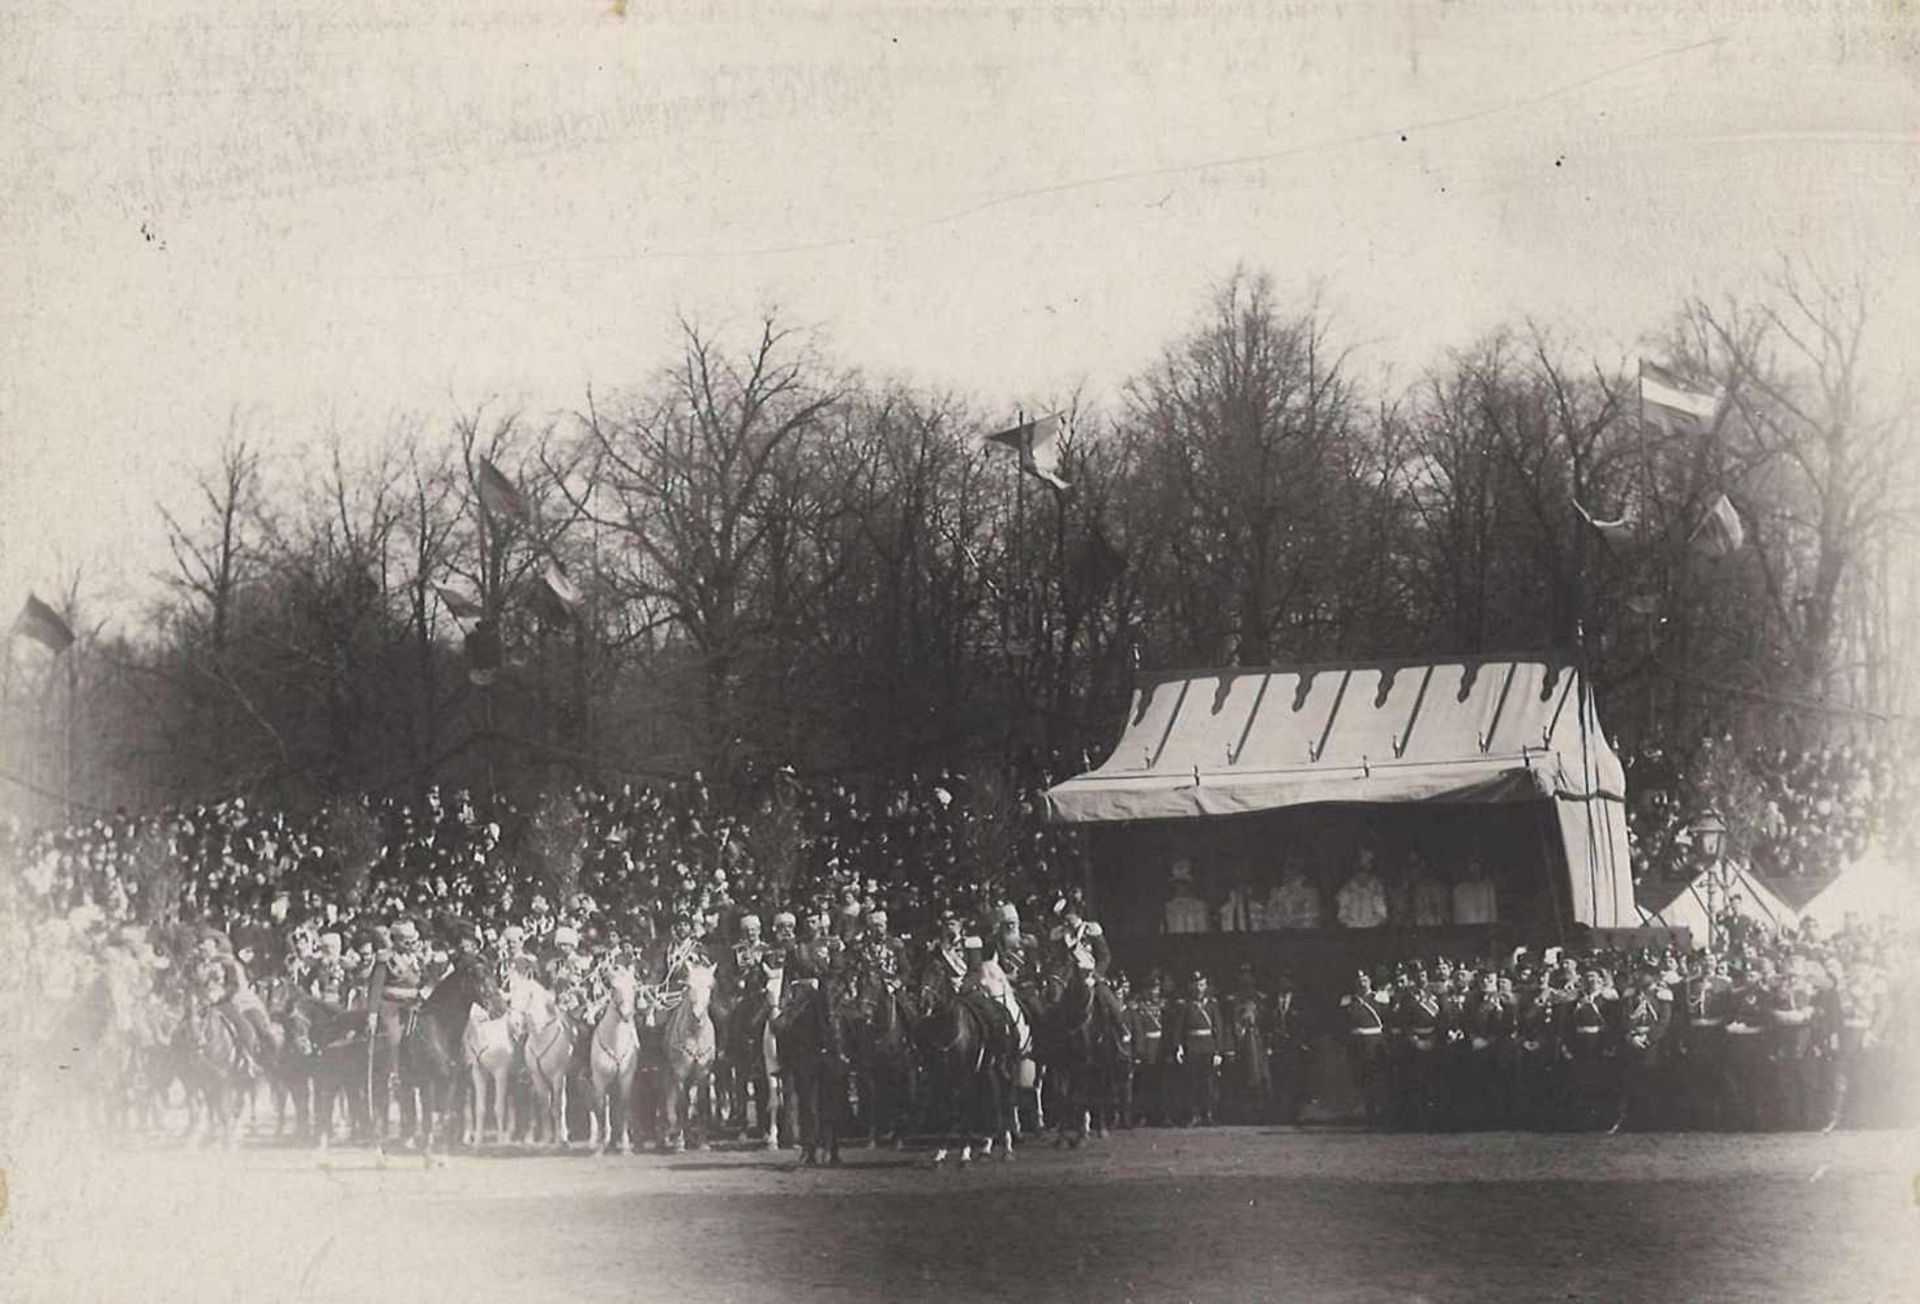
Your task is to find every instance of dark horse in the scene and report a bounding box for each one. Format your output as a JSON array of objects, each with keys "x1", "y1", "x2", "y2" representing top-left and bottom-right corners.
[
  {"x1": 1038, "y1": 970, "x2": 1131, "y2": 1145},
  {"x1": 775, "y1": 978, "x2": 854, "y2": 1166},
  {"x1": 177, "y1": 997, "x2": 250, "y2": 1148},
  {"x1": 383, "y1": 957, "x2": 505, "y2": 1166},
  {"x1": 720, "y1": 969, "x2": 783, "y2": 1146},
  {"x1": 912, "y1": 988, "x2": 1015, "y2": 1166},
  {"x1": 282, "y1": 995, "x2": 371, "y2": 1153},
  {"x1": 850, "y1": 975, "x2": 917, "y2": 1149}
]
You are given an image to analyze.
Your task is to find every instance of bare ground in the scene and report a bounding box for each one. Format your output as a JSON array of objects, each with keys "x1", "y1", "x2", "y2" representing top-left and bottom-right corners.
[{"x1": 3, "y1": 1125, "x2": 1916, "y2": 1303}]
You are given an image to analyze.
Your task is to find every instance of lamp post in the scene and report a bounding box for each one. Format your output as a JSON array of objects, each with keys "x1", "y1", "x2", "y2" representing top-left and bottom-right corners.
[{"x1": 1686, "y1": 810, "x2": 1729, "y2": 952}]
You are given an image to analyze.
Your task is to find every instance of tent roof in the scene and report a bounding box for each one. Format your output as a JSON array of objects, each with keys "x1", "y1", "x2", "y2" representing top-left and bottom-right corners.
[
  {"x1": 1635, "y1": 863, "x2": 1801, "y2": 932},
  {"x1": 1046, "y1": 655, "x2": 1625, "y2": 825}
]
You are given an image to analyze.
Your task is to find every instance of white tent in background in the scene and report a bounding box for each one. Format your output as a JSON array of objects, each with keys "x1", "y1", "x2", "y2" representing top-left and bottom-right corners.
[
  {"x1": 1636, "y1": 862, "x2": 1800, "y2": 938},
  {"x1": 1798, "y1": 845, "x2": 1920, "y2": 931}
]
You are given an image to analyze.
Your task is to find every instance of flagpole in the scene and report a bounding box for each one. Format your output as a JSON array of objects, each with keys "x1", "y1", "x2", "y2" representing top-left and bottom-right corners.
[
  {"x1": 65, "y1": 640, "x2": 79, "y2": 821},
  {"x1": 1012, "y1": 408, "x2": 1028, "y2": 766}
]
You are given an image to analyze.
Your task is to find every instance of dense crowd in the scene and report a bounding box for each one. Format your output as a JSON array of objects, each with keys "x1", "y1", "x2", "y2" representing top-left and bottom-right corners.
[
  {"x1": 1624, "y1": 730, "x2": 1918, "y2": 881},
  {"x1": 0, "y1": 764, "x2": 1089, "y2": 959}
]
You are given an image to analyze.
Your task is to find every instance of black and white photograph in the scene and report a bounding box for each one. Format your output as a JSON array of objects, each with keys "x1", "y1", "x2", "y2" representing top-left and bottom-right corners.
[{"x1": 3, "y1": 3, "x2": 1918, "y2": 1301}]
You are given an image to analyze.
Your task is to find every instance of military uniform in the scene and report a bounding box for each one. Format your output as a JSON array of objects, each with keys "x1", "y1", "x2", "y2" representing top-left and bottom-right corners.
[
  {"x1": 1562, "y1": 981, "x2": 1616, "y2": 1131},
  {"x1": 1162, "y1": 979, "x2": 1226, "y2": 1126},
  {"x1": 1817, "y1": 968, "x2": 1875, "y2": 1131},
  {"x1": 1123, "y1": 985, "x2": 1166, "y2": 1127},
  {"x1": 1513, "y1": 986, "x2": 1561, "y2": 1129},
  {"x1": 1612, "y1": 981, "x2": 1668, "y2": 1132},
  {"x1": 1391, "y1": 984, "x2": 1442, "y2": 1131},
  {"x1": 365, "y1": 926, "x2": 436, "y2": 1142},
  {"x1": 1765, "y1": 976, "x2": 1815, "y2": 1130},
  {"x1": 1341, "y1": 979, "x2": 1391, "y2": 1126},
  {"x1": 1721, "y1": 973, "x2": 1771, "y2": 1131},
  {"x1": 1461, "y1": 985, "x2": 1514, "y2": 1130}
]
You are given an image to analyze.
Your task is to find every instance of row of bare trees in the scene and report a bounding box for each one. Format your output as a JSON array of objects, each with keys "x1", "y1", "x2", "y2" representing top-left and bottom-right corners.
[{"x1": 6, "y1": 264, "x2": 1915, "y2": 826}]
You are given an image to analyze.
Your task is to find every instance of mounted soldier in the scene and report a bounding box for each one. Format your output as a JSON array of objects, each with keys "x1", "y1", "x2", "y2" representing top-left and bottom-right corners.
[
  {"x1": 543, "y1": 925, "x2": 596, "y2": 1020},
  {"x1": 196, "y1": 926, "x2": 279, "y2": 1078},
  {"x1": 364, "y1": 916, "x2": 440, "y2": 1144},
  {"x1": 849, "y1": 907, "x2": 911, "y2": 1015},
  {"x1": 656, "y1": 911, "x2": 714, "y2": 1001},
  {"x1": 309, "y1": 932, "x2": 350, "y2": 1008},
  {"x1": 1048, "y1": 891, "x2": 1126, "y2": 1030},
  {"x1": 918, "y1": 910, "x2": 971, "y2": 1010}
]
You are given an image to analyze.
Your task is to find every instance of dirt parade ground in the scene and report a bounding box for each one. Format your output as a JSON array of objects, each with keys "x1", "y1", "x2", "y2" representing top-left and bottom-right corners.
[{"x1": 3, "y1": 1126, "x2": 1917, "y2": 1304}]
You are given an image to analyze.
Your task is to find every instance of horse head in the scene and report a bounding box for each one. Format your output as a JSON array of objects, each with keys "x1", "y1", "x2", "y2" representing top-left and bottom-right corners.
[
  {"x1": 606, "y1": 967, "x2": 638, "y2": 1023},
  {"x1": 681, "y1": 962, "x2": 716, "y2": 1016},
  {"x1": 435, "y1": 957, "x2": 507, "y2": 1020}
]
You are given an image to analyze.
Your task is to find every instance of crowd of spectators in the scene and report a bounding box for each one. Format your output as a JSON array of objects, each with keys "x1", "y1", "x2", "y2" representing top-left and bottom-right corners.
[
  {"x1": 1623, "y1": 728, "x2": 1919, "y2": 883},
  {"x1": 0, "y1": 762, "x2": 1090, "y2": 951}
]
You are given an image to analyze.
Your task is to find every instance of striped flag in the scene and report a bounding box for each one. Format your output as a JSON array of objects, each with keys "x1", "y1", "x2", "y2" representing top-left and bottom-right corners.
[
  {"x1": 476, "y1": 458, "x2": 530, "y2": 524},
  {"x1": 987, "y1": 413, "x2": 1070, "y2": 492},
  {"x1": 1690, "y1": 493, "x2": 1745, "y2": 559},
  {"x1": 12, "y1": 594, "x2": 75, "y2": 653},
  {"x1": 1639, "y1": 361, "x2": 1720, "y2": 426}
]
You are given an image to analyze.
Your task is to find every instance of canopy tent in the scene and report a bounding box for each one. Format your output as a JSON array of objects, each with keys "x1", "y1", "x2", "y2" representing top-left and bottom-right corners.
[
  {"x1": 1635, "y1": 863, "x2": 1801, "y2": 936},
  {"x1": 1044, "y1": 656, "x2": 1636, "y2": 927},
  {"x1": 1796, "y1": 844, "x2": 1920, "y2": 931}
]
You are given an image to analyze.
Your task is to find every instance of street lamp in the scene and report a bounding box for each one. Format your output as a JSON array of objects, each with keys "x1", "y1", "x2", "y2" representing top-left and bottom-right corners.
[
  {"x1": 1685, "y1": 810, "x2": 1726, "y2": 861},
  {"x1": 1685, "y1": 810, "x2": 1730, "y2": 951}
]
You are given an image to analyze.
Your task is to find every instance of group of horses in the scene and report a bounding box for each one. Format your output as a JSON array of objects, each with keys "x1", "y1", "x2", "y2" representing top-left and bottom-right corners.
[{"x1": 29, "y1": 953, "x2": 1136, "y2": 1170}]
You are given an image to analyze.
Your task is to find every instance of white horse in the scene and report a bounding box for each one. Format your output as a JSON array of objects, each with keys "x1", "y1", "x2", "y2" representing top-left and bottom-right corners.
[
  {"x1": 463, "y1": 992, "x2": 519, "y2": 1148},
  {"x1": 513, "y1": 974, "x2": 575, "y2": 1148},
  {"x1": 583, "y1": 967, "x2": 641, "y2": 1155},
  {"x1": 661, "y1": 962, "x2": 717, "y2": 1153},
  {"x1": 761, "y1": 968, "x2": 785, "y2": 1150}
]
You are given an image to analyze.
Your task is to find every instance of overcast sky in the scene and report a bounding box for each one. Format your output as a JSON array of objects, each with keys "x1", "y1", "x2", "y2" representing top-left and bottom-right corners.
[{"x1": 4, "y1": 0, "x2": 1917, "y2": 623}]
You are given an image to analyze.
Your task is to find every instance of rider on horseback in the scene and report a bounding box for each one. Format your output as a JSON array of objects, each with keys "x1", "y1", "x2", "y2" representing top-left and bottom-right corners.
[
  {"x1": 849, "y1": 907, "x2": 911, "y2": 1018},
  {"x1": 918, "y1": 910, "x2": 970, "y2": 1007},
  {"x1": 542, "y1": 925, "x2": 595, "y2": 1018},
  {"x1": 1049, "y1": 891, "x2": 1126, "y2": 1028},
  {"x1": 656, "y1": 911, "x2": 713, "y2": 998},
  {"x1": 364, "y1": 917, "x2": 433, "y2": 1101},
  {"x1": 196, "y1": 927, "x2": 279, "y2": 1078}
]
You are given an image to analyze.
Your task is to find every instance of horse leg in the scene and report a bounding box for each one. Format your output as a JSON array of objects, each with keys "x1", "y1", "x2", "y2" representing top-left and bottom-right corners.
[
  {"x1": 662, "y1": 1065, "x2": 683, "y2": 1153},
  {"x1": 696, "y1": 1066, "x2": 715, "y2": 1151},
  {"x1": 500, "y1": 1061, "x2": 518, "y2": 1146},
  {"x1": 827, "y1": 1069, "x2": 845, "y2": 1166},
  {"x1": 796, "y1": 1066, "x2": 818, "y2": 1166}
]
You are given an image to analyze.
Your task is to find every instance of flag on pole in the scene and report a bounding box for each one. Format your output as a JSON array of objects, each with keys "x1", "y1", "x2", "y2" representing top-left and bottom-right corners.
[
  {"x1": 538, "y1": 561, "x2": 584, "y2": 621},
  {"x1": 476, "y1": 458, "x2": 531, "y2": 525},
  {"x1": 12, "y1": 594, "x2": 75, "y2": 653},
  {"x1": 986, "y1": 413, "x2": 1070, "y2": 492},
  {"x1": 1572, "y1": 497, "x2": 1636, "y2": 545},
  {"x1": 434, "y1": 586, "x2": 485, "y2": 622},
  {"x1": 1690, "y1": 492, "x2": 1745, "y2": 558},
  {"x1": 1639, "y1": 361, "x2": 1720, "y2": 426}
]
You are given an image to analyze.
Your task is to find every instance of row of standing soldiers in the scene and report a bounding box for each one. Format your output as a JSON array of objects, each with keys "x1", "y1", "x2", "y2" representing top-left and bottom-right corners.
[{"x1": 1333, "y1": 951, "x2": 1898, "y2": 1132}]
